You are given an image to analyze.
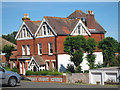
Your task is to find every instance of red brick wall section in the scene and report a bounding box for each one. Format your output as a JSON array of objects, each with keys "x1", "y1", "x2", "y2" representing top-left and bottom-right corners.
[
  {"x1": 25, "y1": 75, "x2": 66, "y2": 83},
  {"x1": 35, "y1": 37, "x2": 55, "y2": 55},
  {"x1": 57, "y1": 35, "x2": 90, "y2": 54},
  {"x1": 35, "y1": 37, "x2": 56, "y2": 70},
  {"x1": 90, "y1": 33, "x2": 105, "y2": 43},
  {"x1": 1, "y1": 55, "x2": 6, "y2": 62},
  {"x1": 17, "y1": 39, "x2": 34, "y2": 56}
]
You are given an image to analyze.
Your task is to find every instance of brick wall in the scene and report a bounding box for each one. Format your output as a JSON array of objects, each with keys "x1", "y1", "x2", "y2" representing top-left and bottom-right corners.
[
  {"x1": 25, "y1": 75, "x2": 66, "y2": 83},
  {"x1": 90, "y1": 33, "x2": 105, "y2": 43},
  {"x1": 17, "y1": 39, "x2": 34, "y2": 56}
]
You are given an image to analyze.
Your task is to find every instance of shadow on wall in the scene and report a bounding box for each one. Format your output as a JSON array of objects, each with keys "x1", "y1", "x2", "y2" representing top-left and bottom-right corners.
[{"x1": 59, "y1": 64, "x2": 66, "y2": 72}]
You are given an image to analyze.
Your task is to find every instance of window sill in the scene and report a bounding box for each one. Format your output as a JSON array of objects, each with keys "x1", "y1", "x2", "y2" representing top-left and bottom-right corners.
[{"x1": 48, "y1": 53, "x2": 53, "y2": 56}]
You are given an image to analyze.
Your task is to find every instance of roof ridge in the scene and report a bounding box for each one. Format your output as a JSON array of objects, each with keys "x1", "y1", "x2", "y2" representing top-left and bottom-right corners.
[{"x1": 44, "y1": 16, "x2": 68, "y2": 20}]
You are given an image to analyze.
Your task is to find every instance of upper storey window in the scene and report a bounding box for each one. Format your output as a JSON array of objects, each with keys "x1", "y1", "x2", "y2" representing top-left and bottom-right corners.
[
  {"x1": 48, "y1": 43, "x2": 53, "y2": 55},
  {"x1": 43, "y1": 26, "x2": 46, "y2": 35},
  {"x1": 22, "y1": 27, "x2": 26, "y2": 38}
]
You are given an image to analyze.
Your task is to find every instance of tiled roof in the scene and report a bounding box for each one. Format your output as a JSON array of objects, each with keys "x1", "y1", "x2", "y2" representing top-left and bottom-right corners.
[
  {"x1": 33, "y1": 55, "x2": 45, "y2": 66},
  {"x1": 67, "y1": 10, "x2": 106, "y2": 33},
  {"x1": 44, "y1": 16, "x2": 79, "y2": 35},
  {"x1": 0, "y1": 37, "x2": 17, "y2": 51},
  {"x1": 24, "y1": 20, "x2": 41, "y2": 34},
  {"x1": 67, "y1": 10, "x2": 86, "y2": 19},
  {"x1": 23, "y1": 10, "x2": 106, "y2": 35}
]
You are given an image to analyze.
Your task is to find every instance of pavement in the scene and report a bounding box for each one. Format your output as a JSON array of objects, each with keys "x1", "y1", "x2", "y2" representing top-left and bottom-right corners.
[{"x1": 1, "y1": 80, "x2": 119, "y2": 89}]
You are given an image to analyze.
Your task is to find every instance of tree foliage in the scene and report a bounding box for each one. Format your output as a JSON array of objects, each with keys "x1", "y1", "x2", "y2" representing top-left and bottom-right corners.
[
  {"x1": 98, "y1": 37, "x2": 118, "y2": 67},
  {"x1": 64, "y1": 35, "x2": 86, "y2": 69},
  {"x1": 85, "y1": 38, "x2": 96, "y2": 69},
  {"x1": 2, "y1": 45, "x2": 15, "y2": 66},
  {"x1": 2, "y1": 31, "x2": 17, "y2": 45}
]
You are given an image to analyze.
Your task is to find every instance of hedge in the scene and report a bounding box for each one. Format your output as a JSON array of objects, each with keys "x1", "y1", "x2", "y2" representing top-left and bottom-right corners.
[
  {"x1": 3, "y1": 67, "x2": 19, "y2": 74},
  {"x1": 26, "y1": 70, "x2": 63, "y2": 76}
]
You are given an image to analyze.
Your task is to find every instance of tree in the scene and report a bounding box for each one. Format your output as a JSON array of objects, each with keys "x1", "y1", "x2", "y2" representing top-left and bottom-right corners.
[
  {"x1": 98, "y1": 37, "x2": 118, "y2": 67},
  {"x1": 64, "y1": 35, "x2": 87, "y2": 70},
  {"x1": 2, "y1": 31, "x2": 17, "y2": 45},
  {"x1": 85, "y1": 38, "x2": 96, "y2": 69},
  {"x1": 2, "y1": 45, "x2": 15, "y2": 66}
]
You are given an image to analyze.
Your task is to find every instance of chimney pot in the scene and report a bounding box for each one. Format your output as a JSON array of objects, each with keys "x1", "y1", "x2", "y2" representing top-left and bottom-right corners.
[
  {"x1": 87, "y1": 10, "x2": 94, "y2": 15},
  {"x1": 22, "y1": 13, "x2": 30, "y2": 21},
  {"x1": 24, "y1": 13, "x2": 29, "y2": 18}
]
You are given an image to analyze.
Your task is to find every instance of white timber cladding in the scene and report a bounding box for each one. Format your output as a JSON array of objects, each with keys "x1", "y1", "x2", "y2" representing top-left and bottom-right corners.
[
  {"x1": 15, "y1": 21, "x2": 33, "y2": 40},
  {"x1": 38, "y1": 43, "x2": 42, "y2": 55},
  {"x1": 70, "y1": 19, "x2": 91, "y2": 36},
  {"x1": 35, "y1": 18, "x2": 57, "y2": 37},
  {"x1": 58, "y1": 52, "x2": 103, "y2": 72},
  {"x1": 89, "y1": 69, "x2": 120, "y2": 85},
  {"x1": 72, "y1": 24, "x2": 88, "y2": 35}
]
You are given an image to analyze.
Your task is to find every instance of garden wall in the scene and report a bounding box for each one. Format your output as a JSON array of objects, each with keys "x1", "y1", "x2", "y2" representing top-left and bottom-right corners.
[
  {"x1": 25, "y1": 75, "x2": 66, "y2": 83},
  {"x1": 66, "y1": 73, "x2": 89, "y2": 84}
]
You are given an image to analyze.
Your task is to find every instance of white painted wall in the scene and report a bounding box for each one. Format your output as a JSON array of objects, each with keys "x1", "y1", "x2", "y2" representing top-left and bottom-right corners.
[
  {"x1": 58, "y1": 54, "x2": 74, "y2": 72},
  {"x1": 89, "y1": 69, "x2": 119, "y2": 85},
  {"x1": 58, "y1": 52, "x2": 103, "y2": 72}
]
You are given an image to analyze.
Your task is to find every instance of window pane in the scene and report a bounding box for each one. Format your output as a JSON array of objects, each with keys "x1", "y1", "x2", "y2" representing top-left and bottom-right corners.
[
  {"x1": 38, "y1": 43, "x2": 42, "y2": 55},
  {"x1": 22, "y1": 45, "x2": 25, "y2": 55},
  {"x1": 49, "y1": 43, "x2": 53, "y2": 54},
  {"x1": 43, "y1": 26, "x2": 46, "y2": 35}
]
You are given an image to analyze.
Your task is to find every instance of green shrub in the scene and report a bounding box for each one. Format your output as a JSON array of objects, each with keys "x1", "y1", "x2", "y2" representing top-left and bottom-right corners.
[
  {"x1": 11, "y1": 67, "x2": 19, "y2": 73},
  {"x1": 4, "y1": 67, "x2": 11, "y2": 71},
  {"x1": 84, "y1": 70, "x2": 89, "y2": 73},
  {"x1": 26, "y1": 70, "x2": 63, "y2": 76},
  {"x1": 75, "y1": 66, "x2": 82, "y2": 73}
]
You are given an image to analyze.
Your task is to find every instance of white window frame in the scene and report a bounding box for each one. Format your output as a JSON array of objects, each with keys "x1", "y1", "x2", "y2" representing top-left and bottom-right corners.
[
  {"x1": 38, "y1": 43, "x2": 42, "y2": 55},
  {"x1": 48, "y1": 43, "x2": 53, "y2": 55},
  {"x1": 43, "y1": 25, "x2": 46, "y2": 36},
  {"x1": 46, "y1": 61, "x2": 49, "y2": 70},
  {"x1": 27, "y1": 45, "x2": 30, "y2": 55},
  {"x1": 22, "y1": 45, "x2": 25, "y2": 55},
  {"x1": 22, "y1": 27, "x2": 27, "y2": 38},
  {"x1": 52, "y1": 61, "x2": 55, "y2": 69},
  {"x1": 13, "y1": 61, "x2": 15, "y2": 67}
]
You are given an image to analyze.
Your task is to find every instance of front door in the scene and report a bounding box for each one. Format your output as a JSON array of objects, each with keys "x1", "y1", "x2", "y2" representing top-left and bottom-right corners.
[{"x1": 33, "y1": 66, "x2": 36, "y2": 72}]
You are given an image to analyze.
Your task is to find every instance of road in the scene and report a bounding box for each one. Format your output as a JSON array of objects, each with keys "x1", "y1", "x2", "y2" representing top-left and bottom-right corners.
[{"x1": 1, "y1": 81, "x2": 119, "y2": 89}]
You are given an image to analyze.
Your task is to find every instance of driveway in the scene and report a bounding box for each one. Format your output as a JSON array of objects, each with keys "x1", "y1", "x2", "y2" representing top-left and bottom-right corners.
[{"x1": 1, "y1": 80, "x2": 119, "y2": 89}]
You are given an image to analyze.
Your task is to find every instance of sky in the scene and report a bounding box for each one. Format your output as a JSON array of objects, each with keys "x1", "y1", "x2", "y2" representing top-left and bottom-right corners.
[{"x1": 1, "y1": 2, "x2": 119, "y2": 41}]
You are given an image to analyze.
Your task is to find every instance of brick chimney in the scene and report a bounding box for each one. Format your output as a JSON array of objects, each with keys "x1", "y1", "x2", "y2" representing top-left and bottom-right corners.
[
  {"x1": 22, "y1": 13, "x2": 30, "y2": 21},
  {"x1": 86, "y1": 10, "x2": 95, "y2": 29}
]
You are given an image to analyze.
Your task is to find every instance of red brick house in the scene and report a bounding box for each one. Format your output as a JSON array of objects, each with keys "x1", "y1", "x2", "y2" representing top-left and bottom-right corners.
[{"x1": 10, "y1": 10, "x2": 106, "y2": 75}]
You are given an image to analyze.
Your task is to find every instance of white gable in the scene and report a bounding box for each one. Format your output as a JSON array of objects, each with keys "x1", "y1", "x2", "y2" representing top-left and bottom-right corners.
[
  {"x1": 70, "y1": 20, "x2": 91, "y2": 36},
  {"x1": 35, "y1": 18, "x2": 57, "y2": 37},
  {"x1": 15, "y1": 22, "x2": 33, "y2": 40}
]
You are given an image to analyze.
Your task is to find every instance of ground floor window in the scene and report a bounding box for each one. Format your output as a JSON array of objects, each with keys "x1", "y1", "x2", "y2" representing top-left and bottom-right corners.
[
  {"x1": 52, "y1": 61, "x2": 55, "y2": 69},
  {"x1": 46, "y1": 62, "x2": 49, "y2": 70}
]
